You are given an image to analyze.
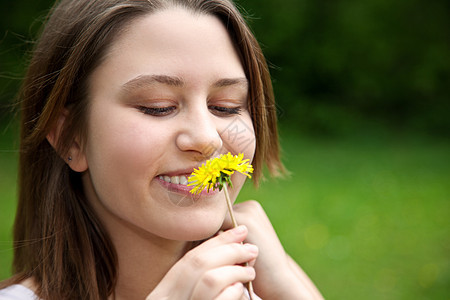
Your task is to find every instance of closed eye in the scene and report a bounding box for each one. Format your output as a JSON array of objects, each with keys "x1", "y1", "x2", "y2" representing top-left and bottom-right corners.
[
  {"x1": 209, "y1": 105, "x2": 242, "y2": 116},
  {"x1": 137, "y1": 106, "x2": 176, "y2": 116}
]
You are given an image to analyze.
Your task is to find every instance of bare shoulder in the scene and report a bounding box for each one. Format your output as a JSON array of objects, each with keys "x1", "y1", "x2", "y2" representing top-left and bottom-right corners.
[
  {"x1": 0, "y1": 277, "x2": 39, "y2": 300},
  {"x1": 20, "y1": 277, "x2": 37, "y2": 292}
]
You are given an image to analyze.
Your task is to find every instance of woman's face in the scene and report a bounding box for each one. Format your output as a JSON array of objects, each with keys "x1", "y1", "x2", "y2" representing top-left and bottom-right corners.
[{"x1": 79, "y1": 8, "x2": 255, "y2": 241}]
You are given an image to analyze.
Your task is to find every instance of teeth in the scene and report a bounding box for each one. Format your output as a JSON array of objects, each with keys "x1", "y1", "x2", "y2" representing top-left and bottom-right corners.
[
  {"x1": 160, "y1": 175, "x2": 189, "y2": 185},
  {"x1": 179, "y1": 176, "x2": 188, "y2": 185},
  {"x1": 171, "y1": 176, "x2": 179, "y2": 184}
]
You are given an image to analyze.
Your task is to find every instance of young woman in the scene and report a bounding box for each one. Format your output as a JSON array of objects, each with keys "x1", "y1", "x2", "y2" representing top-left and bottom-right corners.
[{"x1": 0, "y1": 0, "x2": 323, "y2": 299}]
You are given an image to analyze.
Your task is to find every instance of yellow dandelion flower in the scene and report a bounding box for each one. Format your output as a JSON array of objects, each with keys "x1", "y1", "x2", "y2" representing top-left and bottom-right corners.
[
  {"x1": 187, "y1": 152, "x2": 256, "y2": 298},
  {"x1": 188, "y1": 152, "x2": 253, "y2": 195}
]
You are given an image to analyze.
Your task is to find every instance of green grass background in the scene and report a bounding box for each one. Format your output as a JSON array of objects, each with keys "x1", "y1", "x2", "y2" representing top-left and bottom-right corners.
[{"x1": 0, "y1": 124, "x2": 449, "y2": 299}]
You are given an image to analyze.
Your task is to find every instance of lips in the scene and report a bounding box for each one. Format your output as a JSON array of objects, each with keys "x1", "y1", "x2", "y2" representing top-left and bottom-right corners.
[{"x1": 156, "y1": 170, "x2": 218, "y2": 196}]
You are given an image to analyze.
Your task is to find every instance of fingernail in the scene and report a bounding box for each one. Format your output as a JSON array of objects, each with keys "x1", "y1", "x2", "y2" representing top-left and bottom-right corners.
[
  {"x1": 244, "y1": 243, "x2": 258, "y2": 254},
  {"x1": 246, "y1": 266, "x2": 256, "y2": 277},
  {"x1": 232, "y1": 225, "x2": 247, "y2": 235}
]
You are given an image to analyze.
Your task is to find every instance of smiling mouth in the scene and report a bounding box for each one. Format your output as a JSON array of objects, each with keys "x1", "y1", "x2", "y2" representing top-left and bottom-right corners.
[
  {"x1": 157, "y1": 173, "x2": 218, "y2": 197},
  {"x1": 158, "y1": 174, "x2": 189, "y2": 185},
  {"x1": 156, "y1": 174, "x2": 214, "y2": 207}
]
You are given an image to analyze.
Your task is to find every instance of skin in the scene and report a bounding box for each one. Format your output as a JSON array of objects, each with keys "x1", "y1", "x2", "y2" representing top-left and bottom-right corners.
[{"x1": 59, "y1": 7, "x2": 323, "y2": 300}]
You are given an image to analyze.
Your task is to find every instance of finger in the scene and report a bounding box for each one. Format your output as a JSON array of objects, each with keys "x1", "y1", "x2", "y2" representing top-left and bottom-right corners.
[
  {"x1": 198, "y1": 225, "x2": 248, "y2": 250},
  {"x1": 241, "y1": 243, "x2": 257, "y2": 267},
  {"x1": 160, "y1": 229, "x2": 256, "y2": 298},
  {"x1": 214, "y1": 282, "x2": 245, "y2": 300},
  {"x1": 183, "y1": 242, "x2": 259, "y2": 275},
  {"x1": 181, "y1": 226, "x2": 253, "y2": 270},
  {"x1": 246, "y1": 254, "x2": 257, "y2": 267},
  {"x1": 191, "y1": 265, "x2": 255, "y2": 300}
]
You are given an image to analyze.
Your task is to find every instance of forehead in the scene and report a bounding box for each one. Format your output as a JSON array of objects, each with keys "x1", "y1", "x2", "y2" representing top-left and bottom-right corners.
[{"x1": 93, "y1": 7, "x2": 245, "y2": 84}]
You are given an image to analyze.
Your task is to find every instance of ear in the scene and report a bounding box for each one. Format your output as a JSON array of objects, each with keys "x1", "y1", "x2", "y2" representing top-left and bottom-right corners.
[{"x1": 46, "y1": 109, "x2": 88, "y2": 173}]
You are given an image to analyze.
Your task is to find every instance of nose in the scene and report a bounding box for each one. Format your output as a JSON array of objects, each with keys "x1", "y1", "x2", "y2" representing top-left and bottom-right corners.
[{"x1": 176, "y1": 108, "x2": 223, "y2": 160}]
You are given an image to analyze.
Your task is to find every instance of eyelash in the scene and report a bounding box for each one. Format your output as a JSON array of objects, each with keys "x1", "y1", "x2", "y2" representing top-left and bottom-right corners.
[
  {"x1": 209, "y1": 105, "x2": 242, "y2": 116},
  {"x1": 137, "y1": 105, "x2": 242, "y2": 116},
  {"x1": 137, "y1": 106, "x2": 176, "y2": 116}
]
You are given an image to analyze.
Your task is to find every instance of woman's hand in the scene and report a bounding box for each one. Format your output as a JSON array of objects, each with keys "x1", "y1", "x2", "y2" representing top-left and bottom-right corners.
[
  {"x1": 224, "y1": 200, "x2": 324, "y2": 300},
  {"x1": 146, "y1": 226, "x2": 258, "y2": 300}
]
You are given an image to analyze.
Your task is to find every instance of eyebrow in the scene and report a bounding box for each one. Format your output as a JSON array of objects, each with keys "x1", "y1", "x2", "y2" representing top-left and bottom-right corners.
[
  {"x1": 213, "y1": 77, "x2": 248, "y2": 89},
  {"x1": 121, "y1": 74, "x2": 248, "y2": 92},
  {"x1": 121, "y1": 74, "x2": 184, "y2": 92}
]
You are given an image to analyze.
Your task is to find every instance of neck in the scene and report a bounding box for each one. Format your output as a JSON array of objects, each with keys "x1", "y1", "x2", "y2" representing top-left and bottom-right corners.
[{"x1": 106, "y1": 219, "x2": 195, "y2": 300}]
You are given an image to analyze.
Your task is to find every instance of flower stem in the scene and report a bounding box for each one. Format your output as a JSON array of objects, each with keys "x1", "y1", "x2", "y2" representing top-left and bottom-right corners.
[
  {"x1": 223, "y1": 184, "x2": 238, "y2": 228},
  {"x1": 223, "y1": 184, "x2": 254, "y2": 300}
]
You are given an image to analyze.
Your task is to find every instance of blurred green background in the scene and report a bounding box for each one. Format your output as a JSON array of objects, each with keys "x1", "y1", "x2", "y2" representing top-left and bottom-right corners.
[{"x1": 0, "y1": 0, "x2": 449, "y2": 299}]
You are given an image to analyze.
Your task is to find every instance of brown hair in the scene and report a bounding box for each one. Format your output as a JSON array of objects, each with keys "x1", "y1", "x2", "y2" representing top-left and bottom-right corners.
[{"x1": 4, "y1": 0, "x2": 283, "y2": 299}]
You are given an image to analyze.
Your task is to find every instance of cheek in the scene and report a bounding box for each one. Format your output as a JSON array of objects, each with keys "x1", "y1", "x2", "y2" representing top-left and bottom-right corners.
[
  {"x1": 89, "y1": 121, "x2": 144, "y2": 168},
  {"x1": 84, "y1": 107, "x2": 168, "y2": 191},
  {"x1": 220, "y1": 114, "x2": 256, "y2": 161},
  {"x1": 220, "y1": 114, "x2": 255, "y2": 200}
]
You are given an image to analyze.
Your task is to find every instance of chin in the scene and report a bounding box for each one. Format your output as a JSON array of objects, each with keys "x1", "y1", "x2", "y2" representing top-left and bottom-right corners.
[{"x1": 168, "y1": 219, "x2": 224, "y2": 242}]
